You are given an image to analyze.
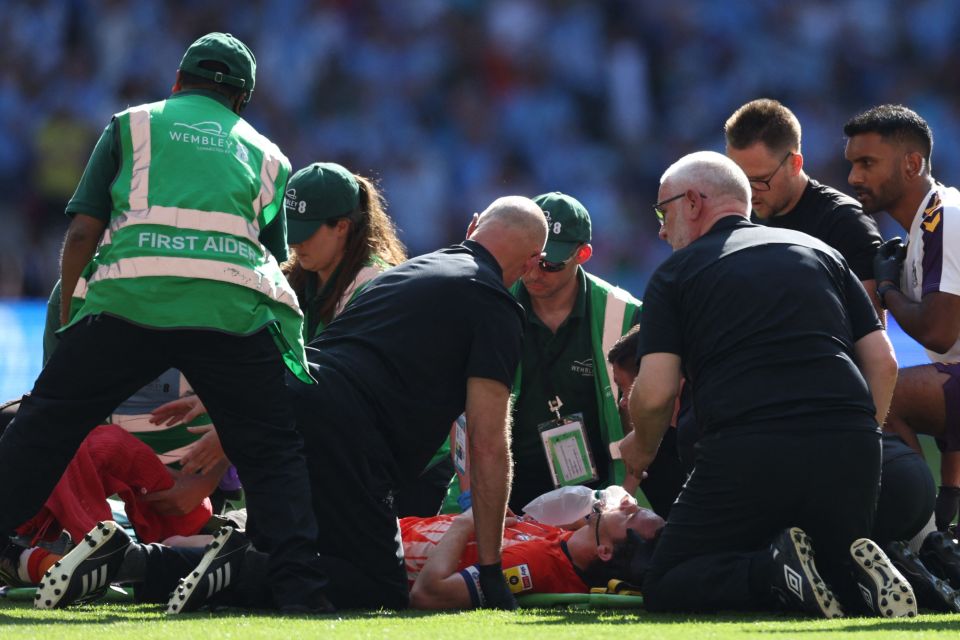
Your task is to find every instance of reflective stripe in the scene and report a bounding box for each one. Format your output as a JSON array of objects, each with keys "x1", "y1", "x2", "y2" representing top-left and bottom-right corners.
[
  {"x1": 83, "y1": 256, "x2": 301, "y2": 314},
  {"x1": 101, "y1": 205, "x2": 260, "y2": 247},
  {"x1": 73, "y1": 275, "x2": 89, "y2": 300},
  {"x1": 253, "y1": 151, "x2": 281, "y2": 221},
  {"x1": 334, "y1": 265, "x2": 383, "y2": 317},
  {"x1": 601, "y1": 289, "x2": 629, "y2": 394},
  {"x1": 128, "y1": 108, "x2": 152, "y2": 210}
]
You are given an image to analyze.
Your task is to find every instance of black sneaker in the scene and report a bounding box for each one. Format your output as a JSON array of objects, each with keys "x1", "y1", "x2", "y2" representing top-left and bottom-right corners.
[
  {"x1": 166, "y1": 526, "x2": 248, "y2": 614},
  {"x1": 769, "y1": 527, "x2": 844, "y2": 618},
  {"x1": 12, "y1": 530, "x2": 75, "y2": 557},
  {"x1": 850, "y1": 538, "x2": 916, "y2": 617},
  {"x1": 885, "y1": 540, "x2": 960, "y2": 612},
  {"x1": 0, "y1": 537, "x2": 28, "y2": 587},
  {"x1": 34, "y1": 521, "x2": 131, "y2": 609},
  {"x1": 919, "y1": 531, "x2": 960, "y2": 590}
]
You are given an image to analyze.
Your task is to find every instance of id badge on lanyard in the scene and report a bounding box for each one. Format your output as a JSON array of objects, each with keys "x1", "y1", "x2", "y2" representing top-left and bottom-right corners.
[{"x1": 537, "y1": 408, "x2": 598, "y2": 488}]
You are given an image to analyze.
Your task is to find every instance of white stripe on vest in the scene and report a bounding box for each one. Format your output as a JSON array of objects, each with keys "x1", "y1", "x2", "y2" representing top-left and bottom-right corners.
[
  {"x1": 334, "y1": 265, "x2": 384, "y2": 317},
  {"x1": 101, "y1": 205, "x2": 261, "y2": 247},
  {"x1": 75, "y1": 256, "x2": 301, "y2": 315},
  {"x1": 600, "y1": 288, "x2": 629, "y2": 397},
  {"x1": 128, "y1": 108, "x2": 152, "y2": 211},
  {"x1": 253, "y1": 150, "x2": 281, "y2": 219}
]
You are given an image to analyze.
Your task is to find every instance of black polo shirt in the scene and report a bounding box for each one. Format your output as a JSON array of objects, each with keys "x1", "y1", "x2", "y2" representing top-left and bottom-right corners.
[
  {"x1": 760, "y1": 178, "x2": 882, "y2": 281},
  {"x1": 308, "y1": 240, "x2": 524, "y2": 479},
  {"x1": 639, "y1": 216, "x2": 881, "y2": 436}
]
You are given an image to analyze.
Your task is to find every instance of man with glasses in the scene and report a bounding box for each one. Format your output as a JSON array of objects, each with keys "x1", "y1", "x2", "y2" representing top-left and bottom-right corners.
[
  {"x1": 497, "y1": 192, "x2": 682, "y2": 517},
  {"x1": 724, "y1": 99, "x2": 884, "y2": 319},
  {"x1": 622, "y1": 151, "x2": 911, "y2": 617}
]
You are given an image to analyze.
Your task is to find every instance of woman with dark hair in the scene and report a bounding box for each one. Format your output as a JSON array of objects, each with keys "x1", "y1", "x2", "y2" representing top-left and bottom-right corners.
[{"x1": 281, "y1": 162, "x2": 407, "y2": 340}]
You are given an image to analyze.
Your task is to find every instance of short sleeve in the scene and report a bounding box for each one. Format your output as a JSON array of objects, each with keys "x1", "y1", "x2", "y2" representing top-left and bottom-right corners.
[
  {"x1": 844, "y1": 263, "x2": 883, "y2": 340},
  {"x1": 65, "y1": 120, "x2": 120, "y2": 221},
  {"x1": 637, "y1": 264, "x2": 683, "y2": 361},
  {"x1": 826, "y1": 204, "x2": 883, "y2": 282},
  {"x1": 465, "y1": 286, "x2": 523, "y2": 387},
  {"x1": 921, "y1": 204, "x2": 960, "y2": 297}
]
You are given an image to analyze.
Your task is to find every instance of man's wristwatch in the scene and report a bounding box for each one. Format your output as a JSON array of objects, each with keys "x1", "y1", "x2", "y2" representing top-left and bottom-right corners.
[{"x1": 876, "y1": 282, "x2": 899, "y2": 309}]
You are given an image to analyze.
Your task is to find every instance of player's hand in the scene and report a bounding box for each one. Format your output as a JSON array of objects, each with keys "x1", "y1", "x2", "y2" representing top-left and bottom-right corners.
[
  {"x1": 477, "y1": 562, "x2": 518, "y2": 610},
  {"x1": 179, "y1": 425, "x2": 227, "y2": 475},
  {"x1": 873, "y1": 237, "x2": 907, "y2": 286},
  {"x1": 150, "y1": 396, "x2": 207, "y2": 426},
  {"x1": 935, "y1": 486, "x2": 960, "y2": 531}
]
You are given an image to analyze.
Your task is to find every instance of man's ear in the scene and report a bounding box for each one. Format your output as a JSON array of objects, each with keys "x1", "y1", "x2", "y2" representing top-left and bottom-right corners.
[
  {"x1": 597, "y1": 543, "x2": 614, "y2": 562},
  {"x1": 688, "y1": 189, "x2": 704, "y2": 219},
  {"x1": 465, "y1": 212, "x2": 480, "y2": 239},
  {"x1": 789, "y1": 151, "x2": 804, "y2": 176},
  {"x1": 172, "y1": 70, "x2": 183, "y2": 94},
  {"x1": 904, "y1": 151, "x2": 925, "y2": 179},
  {"x1": 576, "y1": 244, "x2": 593, "y2": 265}
]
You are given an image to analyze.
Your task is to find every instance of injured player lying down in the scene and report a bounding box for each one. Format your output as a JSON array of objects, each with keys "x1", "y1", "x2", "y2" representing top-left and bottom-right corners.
[{"x1": 34, "y1": 487, "x2": 663, "y2": 611}]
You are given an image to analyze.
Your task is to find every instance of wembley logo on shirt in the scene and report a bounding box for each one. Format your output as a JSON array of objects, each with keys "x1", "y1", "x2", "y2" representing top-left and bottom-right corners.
[{"x1": 570, "y1": 358, "x2": 594, "y2": 377}]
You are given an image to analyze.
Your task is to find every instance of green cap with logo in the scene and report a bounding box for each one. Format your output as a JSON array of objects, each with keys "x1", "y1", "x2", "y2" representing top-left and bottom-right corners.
[
  {"x1": 284, "y1": 162, "x2": 361, "y2": 244},
  {"x1": 533, "y1": 192, "x2": 592, "y2": 262},
  {"x1": 179, "y1": 33, "x2": 256, "y2": 96}
]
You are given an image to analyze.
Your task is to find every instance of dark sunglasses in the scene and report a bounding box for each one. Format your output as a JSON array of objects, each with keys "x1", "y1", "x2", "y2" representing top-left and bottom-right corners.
[{"x1": 539, "y1": 245, "x2": 582, "y2": 272}]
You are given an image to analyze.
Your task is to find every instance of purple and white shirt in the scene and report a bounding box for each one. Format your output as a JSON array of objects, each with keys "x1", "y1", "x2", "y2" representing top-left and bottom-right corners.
[{"x1": 904, "y1": 185, "x2": 960, "y2": 363}]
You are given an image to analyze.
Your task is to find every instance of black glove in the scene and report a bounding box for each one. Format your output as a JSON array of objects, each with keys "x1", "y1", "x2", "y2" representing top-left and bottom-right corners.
[
  {"x1": 873, "y1": 237, "x2": 907, "y2": 286},
  {"x1": 935, "y1": 486, "x2": 960, "y2": 531},
  {"x1": 477, "y1": 562, "x2": 518, "y2": 610}
]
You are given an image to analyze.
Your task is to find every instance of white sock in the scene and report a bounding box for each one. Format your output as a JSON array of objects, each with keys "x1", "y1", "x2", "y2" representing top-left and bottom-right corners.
[
  {"x1": 16, "y1": 547, "x2": 34, "y2": 584},
  {"x1": 908, "y1": 514, "x2": 937, "y2": 554}
]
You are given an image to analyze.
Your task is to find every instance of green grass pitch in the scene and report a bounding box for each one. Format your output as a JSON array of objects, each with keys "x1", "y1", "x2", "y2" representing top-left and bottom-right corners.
[{"x1": 3, "y1": 602, "x2": 960, "y2": 640}]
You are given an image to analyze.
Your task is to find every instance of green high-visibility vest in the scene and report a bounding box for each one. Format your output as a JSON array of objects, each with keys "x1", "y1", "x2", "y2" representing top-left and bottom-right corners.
[
  {"x1": 65, "y1": 93, "x2": 311, "y2": 382},
  {"x1": 510, "y1": 271, "x2": 642, "y2": 487}
]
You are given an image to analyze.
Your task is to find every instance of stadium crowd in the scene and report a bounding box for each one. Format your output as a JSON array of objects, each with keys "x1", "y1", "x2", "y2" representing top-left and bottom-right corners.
[
  {"x1": 2, "y1": 0, "x2": 960, "y2": 624},
  {"x1": 5, "y1": 0, "x2": 960, "y2": 298}
]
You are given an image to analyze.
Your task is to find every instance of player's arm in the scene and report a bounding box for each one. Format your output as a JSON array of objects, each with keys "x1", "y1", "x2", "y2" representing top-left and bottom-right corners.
[
  {"x1": 59, "y1": 120, "x2": 119, "y2": 325},
  {"x1": 409, "y1": 514, "x2": 475, "y2": 609},
  {"x1": 59, "y1": 213, "x2": 107, "y2": 325},
  {"x1": 884, "y1": 290, "x2": 960, "y2": 354},
  {"x1": 621, "y1": 353, "x2": 682, "y2": 479},
  {"x1": 852, "y1": 329, "x2": 899, "y2": 425}
]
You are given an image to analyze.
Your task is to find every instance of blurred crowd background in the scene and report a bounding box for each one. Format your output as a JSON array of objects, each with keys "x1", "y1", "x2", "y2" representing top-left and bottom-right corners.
[{"x1": 3, "y1": 0, "x2": 960, "y2": 302}]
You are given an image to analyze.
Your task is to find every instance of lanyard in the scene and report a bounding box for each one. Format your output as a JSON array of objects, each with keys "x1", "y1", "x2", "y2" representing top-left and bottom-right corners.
[{"x1": 528, "y1": 321, "x2": 576, "y2": 420}]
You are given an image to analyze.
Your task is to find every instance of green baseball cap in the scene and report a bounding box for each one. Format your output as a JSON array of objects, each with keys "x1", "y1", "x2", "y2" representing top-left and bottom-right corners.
[
  {"x1": 284, "y1": 163, "x2": 361, "y2": 244},
  {"x1": 533, "y1": 192, "x2": 592, "y2": 262},
  {"x1": 179, "y1": 33, "x2": 256, "y2": 96}
]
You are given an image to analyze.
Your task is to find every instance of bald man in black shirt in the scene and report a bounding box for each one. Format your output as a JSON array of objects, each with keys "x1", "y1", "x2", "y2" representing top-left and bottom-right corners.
[{"x1": 621, "y1": 151, "x2": 909, "y2": 618}]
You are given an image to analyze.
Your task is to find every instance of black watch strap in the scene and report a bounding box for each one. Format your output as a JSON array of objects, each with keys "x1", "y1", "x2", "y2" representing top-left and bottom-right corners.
[{"x1": 876, "y1": 282, "x2": 899, "y2": 309}]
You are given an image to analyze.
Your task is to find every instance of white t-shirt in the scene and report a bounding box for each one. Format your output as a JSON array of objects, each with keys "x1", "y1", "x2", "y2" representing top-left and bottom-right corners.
[{"x1": 903, "y1": 185, "x2": 960, "y2": 363}]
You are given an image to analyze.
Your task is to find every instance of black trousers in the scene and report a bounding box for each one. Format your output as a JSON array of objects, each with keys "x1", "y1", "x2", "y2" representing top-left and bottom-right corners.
[
  {"x1": 0, "y1": 314, "x2": 328, "y2": 609},
  {"x1": 873, "y1": 433, "x2": 936, "y2": 545},
  {"x1": 643, "y1": 427, "x2": 881, "y2": 613},
  {"x1": 396, "y1": 457, "x2": 454, "y2": 518},
  {"x1": 288, "y1": 361, "x2": 410, "y2": 610}
]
